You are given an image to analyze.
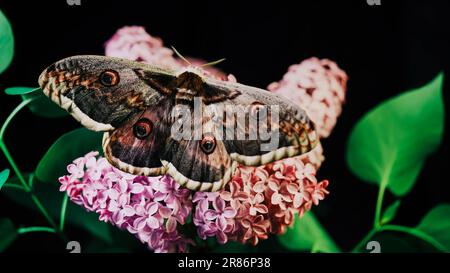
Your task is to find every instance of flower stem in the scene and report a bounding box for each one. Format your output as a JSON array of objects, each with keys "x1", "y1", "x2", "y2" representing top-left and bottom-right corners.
[
  {"x1": 353, "y1": 154, "x2": 397, "y2": 253},
  {"x1": 380, "y1": 224, "x2": 447, "y2": 252},
  {"x1": 0, "y1": 99, "x2": 34, "y2": 189},
  {"x1": 351, "y1": 224, "x2": 447, "y2": 253},
  {"x1": 0, "y1": 98, "x2": 67, "y2": 242},
  {"x1": 1, "y1": 183, "x2": 26, "y2": 190},
  {"x1": 353, "y1": 174, "x2": 389, "y2": 252},
  {"x1": 28, "y1": 172, "x2": 35, "y2": 188},
  {"x1": 18, "y1": 226, "x2": 56, "y2": 234},
  {"x1": 351, "y1": 228, "x2": 378, "y2": 253},
  {"x1": 373, "y1": 177, "x2": 388, "y2": 229},
  {"x1": 59, "y1": 195, "x2": 69, "y2": 231},
  {"x1": 30, "y1": 194, "x2": 58, "y2": 228},
  {"x1": 373, "y1": 154, "x2": 396, "y2": 229}
]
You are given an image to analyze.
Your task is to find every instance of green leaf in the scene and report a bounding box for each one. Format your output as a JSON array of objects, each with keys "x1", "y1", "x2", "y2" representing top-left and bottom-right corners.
[
  {"x1": 62, "y1": 197, "x2": 114, "y2": 244},
  {"x1": 0, "y1": 169, "x2": 10, "y2": 190},
  {"x1": 0, "y1": 218, "x2": 17, "y2": 251},
  {"x1": 5, "y1": 87, "x2": 37, "y2": 95},
  {"x1": 346, "y1": 73, "x2": 445, "y2": 196},
  {"x1": 23, "y1": 89, "x2": 68, "y2": 118},
  {"x1": 381, "y1": 200, "x2": 401, "y2": 225},
  {"x1": 2, "y1": 175, "x2": 113, "y2": 244},
  {"x1": 416, "y1": 204, "x2": 450, "y2": 251},
  {"x1": 0, "y1": 10, "x2": 14, "y2": 74},
  {"x1": 35, "y1": 128, "x2": 103, "y2": 183},
  {"x1": 5, "y1": 87, "x2": 67, "y2": 118},
  {"x1": 278, "y1": 212, "x2": 340, "y2": 253},
  {"x1": 357, "y1": 231, "x2": 439, "y2": 253}
]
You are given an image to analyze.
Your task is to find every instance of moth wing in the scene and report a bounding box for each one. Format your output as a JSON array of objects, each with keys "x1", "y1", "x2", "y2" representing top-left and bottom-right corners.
[
  {"x1": 102, "y1": 99, "x2": 173, "y2": 177},
  {"x1": 101, "y1": 96, "x2": 237, "y2": 192},
  {"x1": 158, "y1": 78, "x2": 319, "y2": 192},
  {"x1": 203, "y1": 78, "x2": 319, "y2": 166},
  {"x1": 39, "y1": 55, "x2": 177, "y2": 131},
  {"x1": 161, "y1": 105, "x2": 236, "y2": 192}
]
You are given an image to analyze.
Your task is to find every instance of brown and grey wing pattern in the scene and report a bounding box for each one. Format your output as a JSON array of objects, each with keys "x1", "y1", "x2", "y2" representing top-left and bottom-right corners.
[
  {"x1": 162, "y1": 137, "x2": 236, "y2": 192},
  {"x1": 102, "y1": 98, "x2": 175, "y2": 176},
  {"x1": 203, "y1": 78, "x2": 319, "y2": 166},
  {"x1": 38, "y1": 55, "x2": 176, "y2": 131},
  {"x1": 98, "y1": 69, "x2": 319, "y2": 192},
  {"x1": 157, "y1": 78, "x2": 319, "y2": 191},
  {"x1": 39, "y1": 55, "x2": 319, "y2": 192},
  {"x1": 161, "y1": 111, "x2": 236, "y2": 191},
  {"x1": 101, "y1": 95, "x2": 236, "y2": 191}
]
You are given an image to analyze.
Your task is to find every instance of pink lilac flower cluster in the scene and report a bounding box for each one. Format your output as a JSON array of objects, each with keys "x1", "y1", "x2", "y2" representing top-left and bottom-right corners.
[
  {"x1": 105, "y1": 26, "x2": 230, "y2": 81},
  {"x1": 59, "y1": 151, "x2": 192, "y2": 253},
  {"x1": 192, "y1": 158, "x2": 329, "y2": 246},
  {"x1": 105, "y1": 26, "x2": 181, "y2": 69},
  {"x1": 58, "y1": 26, "x2": 348, "y2": 252},
  {"x1": 268, "y1": 57, "x2": 348, "y2": 138}
]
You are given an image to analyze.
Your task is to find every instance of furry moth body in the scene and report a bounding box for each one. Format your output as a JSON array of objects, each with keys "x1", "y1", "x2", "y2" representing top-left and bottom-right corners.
[{"x1": 39, "y1": 55, "x2": 319, "y2": 191}]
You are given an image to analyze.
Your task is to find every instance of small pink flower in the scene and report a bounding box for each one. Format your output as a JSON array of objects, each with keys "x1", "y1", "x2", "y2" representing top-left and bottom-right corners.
[
  {"x1": 193, "y1": 192, "x2": 236, "y2": 244},
  {"x1": 67, "y1": 160, "x2": 85, "y2": 180},
  {"x1": 241, "y1": 215, "x2": 271, "y2": 246},
  {"x1": 204, "y1": 196, "x2": 237, "y2": 230},
  {"x1": 311, "y1": 180, "x2": 330, "y2": 205}
]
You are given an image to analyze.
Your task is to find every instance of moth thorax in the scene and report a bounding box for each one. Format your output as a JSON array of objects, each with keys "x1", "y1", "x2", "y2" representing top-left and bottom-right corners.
[
  {"x1": 176, "y1": 71, "x2": 204, "y2": 90},
  {"x1": 175, "y1": 70, "x2": 205, "y2": 103}
]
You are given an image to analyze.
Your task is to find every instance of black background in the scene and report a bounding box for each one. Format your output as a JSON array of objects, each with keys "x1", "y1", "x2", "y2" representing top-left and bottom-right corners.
[{"x1": 0, "y1": 0, "x2": 449, "y2": 252}]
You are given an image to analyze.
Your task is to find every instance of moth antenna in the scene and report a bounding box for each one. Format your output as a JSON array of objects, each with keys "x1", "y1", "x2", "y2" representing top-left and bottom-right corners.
[
  {"x1": 171, "y1": 46, "x2": 191, "y2": 65},
  {"x1": 200, "y1": 58, "x2": 226, "y2": 67}
]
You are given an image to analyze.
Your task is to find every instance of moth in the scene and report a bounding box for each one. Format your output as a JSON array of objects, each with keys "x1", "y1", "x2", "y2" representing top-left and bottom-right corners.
[{"x1": 38, "y1": 55, "x2": 319, "y2": 191}]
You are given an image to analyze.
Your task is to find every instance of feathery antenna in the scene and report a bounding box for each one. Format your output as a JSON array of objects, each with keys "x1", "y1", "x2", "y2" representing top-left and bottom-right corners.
[
  {"x1": 171, "y1": 46, "x2": 226, "y2": 67},
  {"x1": 200, "y1": 58, "x2": 226, "y2": 67},
  {"x1": 171, "y1": 46, "x2": 191, "y2": 65}
]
